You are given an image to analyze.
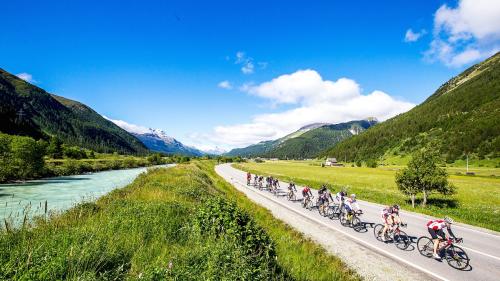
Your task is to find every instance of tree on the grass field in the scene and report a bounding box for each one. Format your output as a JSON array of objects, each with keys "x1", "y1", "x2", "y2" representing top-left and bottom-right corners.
[{"x1": 395, "y1": 149, "x2": 455, "y2": 208}]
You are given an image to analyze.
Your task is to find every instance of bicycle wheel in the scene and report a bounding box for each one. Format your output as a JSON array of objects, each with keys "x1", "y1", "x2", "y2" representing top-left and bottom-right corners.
[
  {"x1": 417, "y1": 237, "x2": 434, "y2": 257},
  {"x1": 306, "y1": 200, "x2": 314, "y2": 210},
  {"x1": 352, "y1": 217, "x2": 363, "y2": 231},
  {"x1": 292, "y1": 193, "x2": 296, "y2": 201},
  {"x1": 373, "y1": 224, "x2": 384, "y2": 241},
  {"x1": 394, "y1": 230, "x2": 410, "y2": 250},
  {"x1": 328, "y1": 205, "x2": 338, "y2": 219},
  {"x1": 446, "y1": 245, "x2": 469, "y2": 270},
  {"x1": 325, "y1": 206, "x2": 334, "y2": 218},
  {"x1": 340, "y1": 214, "x2": 349, "y2": 226}
]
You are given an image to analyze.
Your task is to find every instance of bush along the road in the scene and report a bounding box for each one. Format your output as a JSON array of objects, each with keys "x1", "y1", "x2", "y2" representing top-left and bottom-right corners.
[{"x1": 0, "y1": 163, "x2": 298, "y2": 280}]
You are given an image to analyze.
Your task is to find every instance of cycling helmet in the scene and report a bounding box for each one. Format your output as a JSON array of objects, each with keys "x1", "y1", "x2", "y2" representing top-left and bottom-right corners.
[
  {"x1": 444, "y1": 216, "x2": 454, "y2": 224},
  {"x1": 350, "y1": 194, "x2": 356, "y2": 199}
]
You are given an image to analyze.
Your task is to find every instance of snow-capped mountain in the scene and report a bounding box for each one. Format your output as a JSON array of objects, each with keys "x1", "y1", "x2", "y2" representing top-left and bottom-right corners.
[
  {"x1": 132, "y1": 128, "x2": 204, "y2": 156},
  {"x1": 201, "y1": 146, "x2": 227, "y2": 155}
]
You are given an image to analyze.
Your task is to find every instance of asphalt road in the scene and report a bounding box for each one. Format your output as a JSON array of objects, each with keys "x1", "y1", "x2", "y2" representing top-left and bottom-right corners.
[{"x1": 216, "y1": 164, "x2": 500, "y2": 281}]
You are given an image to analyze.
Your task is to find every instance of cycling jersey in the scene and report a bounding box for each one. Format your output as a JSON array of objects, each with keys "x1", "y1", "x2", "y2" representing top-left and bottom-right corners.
[
  {"x1": 344, "y1": 198, "x2": 360, "y2": 212},
  {"x1": 427, "y1": 219, "x2": 456, "y2": 240},
  {"x1": 381, "y1": 207, "x2": 395, "y2": 217},
  {"x1": 335, "y1": 192, "x2": 344, "y2": 203},
  {"x1": 427, "y1": 220, "x2": 446, "y2": 230}
]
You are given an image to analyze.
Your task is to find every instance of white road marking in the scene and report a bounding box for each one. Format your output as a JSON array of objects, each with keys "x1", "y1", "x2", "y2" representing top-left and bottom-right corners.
[{"x1": 226, "y1": 174, "x2": 451, "y2": 281}]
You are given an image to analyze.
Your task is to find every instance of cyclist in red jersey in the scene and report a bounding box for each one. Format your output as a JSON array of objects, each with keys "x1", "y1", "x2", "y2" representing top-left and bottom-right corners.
[
  {"x1": 427, "y1": 216, "x2": 457, "y2": 259},
  {"x1": 302, "y1": 186, "x2": 313, "y2": 207}
]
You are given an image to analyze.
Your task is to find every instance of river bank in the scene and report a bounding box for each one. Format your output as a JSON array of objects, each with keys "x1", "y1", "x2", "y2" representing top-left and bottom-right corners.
[{"x1": 0, "y1": 165, "x2": 172, "y2": 226}]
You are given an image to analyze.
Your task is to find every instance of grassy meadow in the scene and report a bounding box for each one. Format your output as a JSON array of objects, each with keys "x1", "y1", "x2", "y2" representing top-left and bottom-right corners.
[
  {"x1": 234, "y1": 161, "x2": 500, "y2": 232},
  {"x1": 0, "y1": 162, "x2": 358, "y2": 280}
]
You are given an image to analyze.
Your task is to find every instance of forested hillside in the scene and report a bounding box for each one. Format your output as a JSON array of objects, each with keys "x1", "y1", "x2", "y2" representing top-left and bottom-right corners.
[
  {"x1": 226, "y1": 120, "x2": 376, "y2": 159},
  {"x1": 266, "y1": 120, "x2": 376, "y2": 159},
  {"x1": 0, "y1": 68, "x2": 147, "y2": 154},
  {"x1": 321, "y1": 52, "x2": 500, "y2": 162}
]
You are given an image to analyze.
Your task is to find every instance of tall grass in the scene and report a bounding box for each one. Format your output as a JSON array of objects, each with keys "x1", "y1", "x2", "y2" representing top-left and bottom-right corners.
[{"x1": 0, "y1": 162, "x2": 358, "y2": 280}]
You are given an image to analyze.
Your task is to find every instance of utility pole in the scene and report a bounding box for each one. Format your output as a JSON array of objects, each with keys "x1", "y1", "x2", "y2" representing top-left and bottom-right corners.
[{"x1": 466, "y1": 153, "x2": 469, "y2": 173}]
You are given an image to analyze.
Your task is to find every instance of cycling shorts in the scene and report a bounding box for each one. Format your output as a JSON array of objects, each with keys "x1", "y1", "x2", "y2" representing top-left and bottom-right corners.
[{"x1": 429, "y1": 228, "x2": 446, "y2": 240}]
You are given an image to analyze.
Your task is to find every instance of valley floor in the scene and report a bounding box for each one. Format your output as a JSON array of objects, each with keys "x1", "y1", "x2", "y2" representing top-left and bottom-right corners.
[
  {"x1": 234, "y1": 160, "x2": 500, "y2": 232},
  {"x1": 218, "y1": 164, "x2": 500, "y2": 281}
]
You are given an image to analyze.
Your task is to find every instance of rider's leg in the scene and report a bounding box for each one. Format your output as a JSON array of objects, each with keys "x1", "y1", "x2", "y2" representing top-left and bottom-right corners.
[{"x1": 429, "y1": 228, "x2": 442, "y2": 259}]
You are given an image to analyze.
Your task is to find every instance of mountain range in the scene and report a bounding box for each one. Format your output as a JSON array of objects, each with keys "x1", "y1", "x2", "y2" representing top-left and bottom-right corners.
[
  {"x1": 130, "y1": 128, "x2": 204, "y2": 156},
  {"x1": 226, "y1": 120, "x2": 377, "y2": 159},
  {"x1": 321, "y1": 52, "x2": 500, "y2": 162}
]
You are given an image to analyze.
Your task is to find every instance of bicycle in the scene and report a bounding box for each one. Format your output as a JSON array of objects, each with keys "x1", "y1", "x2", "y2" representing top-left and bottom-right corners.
[
  {"x1": 304, "y1": 196, "x2": 315, "y2": 210},
  {"x1": 327, "y1": 203, "x2": 343, "y2": 219},
  {"x1": 373, "y1": 223, "x2": 411, "y2": 250},
  {"x1": 319, "y1": 201, "x2": 331, "y2": 216},
  {"x1": 287, "y1": 189, "x2": 296, "y2": 201},
  {"x1": 340, "y1": 210, "x2": 363, "y2": 229},
  {"x1": 417, "y1": 236, "x2": 469, "y2": 270}
]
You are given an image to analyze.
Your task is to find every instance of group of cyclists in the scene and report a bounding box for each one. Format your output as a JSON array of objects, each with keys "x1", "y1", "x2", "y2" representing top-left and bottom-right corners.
[
  {"x1": 249, "y1": 173, "x2": 280, "y2": 193},
  {"x1": 246, "y1": 172, "x2": 461, "y2": 261}
]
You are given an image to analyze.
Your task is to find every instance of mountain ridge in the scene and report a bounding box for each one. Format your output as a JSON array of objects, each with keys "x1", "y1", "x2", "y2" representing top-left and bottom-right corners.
[
  {"x1": 0, "y1": 68, "x2": 148, "y2": 154},
  {"x1": 226, "y1": 119, "x2": 377, "y2": 158},
  {"x1": 320, "y1": 52, "x2": 500, "y2": 162}
]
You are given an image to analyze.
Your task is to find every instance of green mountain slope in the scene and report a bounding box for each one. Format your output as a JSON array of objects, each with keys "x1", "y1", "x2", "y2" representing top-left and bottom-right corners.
[
  {"x1": 321, "y1": 53, "x2": 500, "y2": 162},
  {"x1": 226, "y1": 121, "x2": 376, "y2": 159},
  {"x1": 0, "y1": 68, "x2": 147, "y2": 154},
  {"x1": 268, "y1": 120, "x2": 376, "y2": 159},
  {"x1": 225, "y1": 123, "x2": 327, "y2": 157}
]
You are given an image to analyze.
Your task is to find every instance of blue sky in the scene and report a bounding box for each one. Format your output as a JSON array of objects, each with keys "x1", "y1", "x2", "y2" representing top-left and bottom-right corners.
[{"x1": 1, "y1": 0, "x2": 499, "y2": 151}]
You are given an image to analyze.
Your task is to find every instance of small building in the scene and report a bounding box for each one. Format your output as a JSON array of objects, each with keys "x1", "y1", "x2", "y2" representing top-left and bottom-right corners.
[{"x1": 325, "y1": 157, "x2": 343, "y2": 167}]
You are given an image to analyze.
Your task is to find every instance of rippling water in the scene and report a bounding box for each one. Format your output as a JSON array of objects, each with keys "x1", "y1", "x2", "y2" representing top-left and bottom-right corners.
[{"x1": 0, "y1": 165, "x2": 172, "y2": 223}]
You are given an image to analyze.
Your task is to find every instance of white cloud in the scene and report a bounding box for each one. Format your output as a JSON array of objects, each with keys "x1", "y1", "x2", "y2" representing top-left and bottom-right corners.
[
  {"x1": 234, "y1": 51, "x2": 266, "y2": 74},
  {"x1": 404, "y1": 29, "x2": 426, "y2": 42},
  {"x1": 103, "y1": 116, "x2": 150, "y2": 134},
  {"x1": 16, "y1": 73, "x2": 36, "y2": 83},
  {"x1": 425, "y1": 0, "x2": 500, "y2": 67},
  {"x1": 198, "y1": 70, "x2": 415, "y2": 148},
  {"x1": 217, "y1": 80, "x2": 233, "y2": 90},
  {"x1": 241, "y1": 61, "x2": 254, "y2": 74}
]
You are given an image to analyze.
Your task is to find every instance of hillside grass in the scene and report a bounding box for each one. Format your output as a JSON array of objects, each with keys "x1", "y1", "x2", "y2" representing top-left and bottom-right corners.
[
  {"x1": 234, "y1": 161, "x2": 500, "y2": 232},
  {"x1": 0, "y1": 162, "x2": 359, "y2": 280}
]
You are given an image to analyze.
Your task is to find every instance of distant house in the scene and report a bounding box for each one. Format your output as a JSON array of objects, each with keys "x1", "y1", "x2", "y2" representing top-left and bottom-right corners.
[{"x1": 325, "y1": 157, "x2": 343, "y2": 167}]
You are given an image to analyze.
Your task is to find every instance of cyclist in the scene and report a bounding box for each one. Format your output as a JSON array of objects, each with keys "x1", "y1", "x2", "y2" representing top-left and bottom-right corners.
[
  {"x1": 344, "y1": 194, "x2": 361, "y2": 221},
  {"x1": 302, "y1": 186, "x2": 313, "y2": 207},
  {"x1": 253, "y1": 174, "x2": 258, "y2": 186},
  {"x1": 427, "y1": 216, "x2": 458, "y2": 259},
  {"x1": 335, "y1": 191, "x2": 346, "y2": 204},
  {"x1": 319, "y1": 187, "x2": 334, "y2": 214},
  {"x1": 246, "y1": 172, "x2": 251, "y2": 185},
  {"x1": 287, "y1": 182, "x2": 297, "y2": 199},
  {"x1": 335, "y1": 191, "x2": 346, "y2": 214},
  {"x1": 381, "y1": 204, "x2": 402, "y2": 241}
]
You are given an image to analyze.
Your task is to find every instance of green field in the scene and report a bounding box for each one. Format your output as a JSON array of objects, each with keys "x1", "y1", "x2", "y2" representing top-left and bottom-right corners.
[
  {"x1": 1, "y1": 161, "x2": 358, "y2": 280},
  {"x1": 234, "y1": 161, "x2": 500, "y2": 232}
]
